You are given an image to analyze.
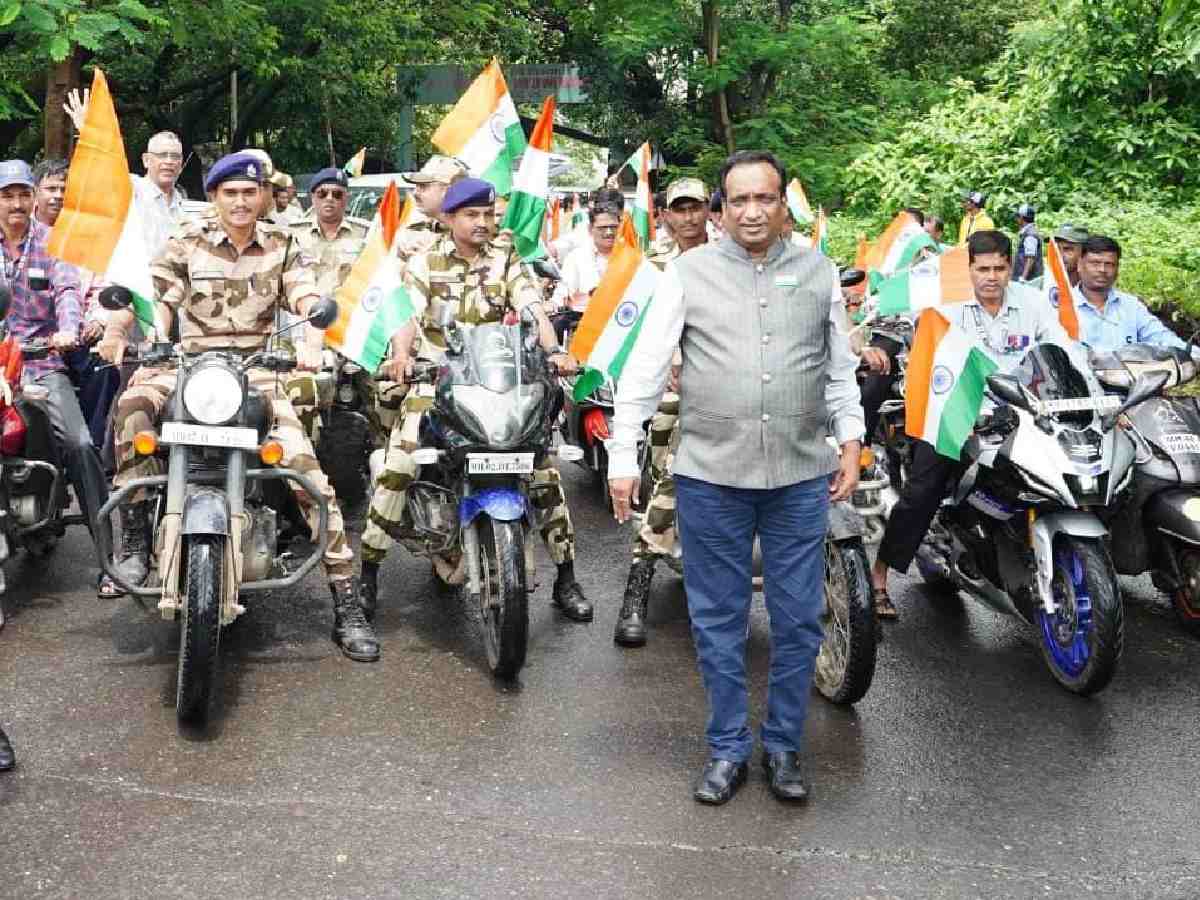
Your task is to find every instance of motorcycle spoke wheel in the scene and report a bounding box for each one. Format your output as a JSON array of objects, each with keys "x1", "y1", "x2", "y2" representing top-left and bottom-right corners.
[{"x1": 814, "y1": 539, "x2": 876, "y2": 705}]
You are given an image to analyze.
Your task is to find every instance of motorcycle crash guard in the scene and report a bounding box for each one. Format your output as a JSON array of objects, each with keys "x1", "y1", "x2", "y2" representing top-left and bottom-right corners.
[
  {"x1": 181, "y1": 487, "x2": 230, "y2": 536},
  {"x1": 1145, "y1": 488, "x2": 1200, "y2": 546},
  {"x1": 459, "y1": 487, "x2": 526, "y2": 527},
  {"x1": 828, "y1": 499, "x2": 866, "y2": 541}
]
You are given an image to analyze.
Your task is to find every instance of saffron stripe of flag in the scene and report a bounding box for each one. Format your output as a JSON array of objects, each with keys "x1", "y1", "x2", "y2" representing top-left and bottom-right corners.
[
  {"x1": 1045, "y1": 237, "x2": 1080, "y2": 340},
  {"x1": 876, "y1": 246, "x2": 973, "y2": 316},
  {"x1": 431, "y1": 58, "x2": 526, "y2": 196}
]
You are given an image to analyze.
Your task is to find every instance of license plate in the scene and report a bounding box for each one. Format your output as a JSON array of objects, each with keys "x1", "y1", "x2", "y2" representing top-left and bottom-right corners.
[
  {"x1": 467, "y1": 452, "x2": 534, "y2": 475},
  {"x1": 1162, "y1": 432, "x2": 1200, "y2": 457},
  {"x1": 160, "y1": 422, "x2": 259, "y2": 450},
  {"x1": 1033, "y1": 396, "x2": 1120, "y2": 414}
]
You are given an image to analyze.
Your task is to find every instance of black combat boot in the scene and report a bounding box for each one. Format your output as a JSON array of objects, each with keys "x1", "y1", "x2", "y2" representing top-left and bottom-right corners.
[
  {"x1": 360, "y1": 560, "x2": 380, "y2": 623},
  {"x1": 114, "y1": 500, "x2": 151, "y2": 589},
  {"x1": 614, "y1": 558, "x2": 656, "y2": 647},
  {"x1": 331, "y1": 578, "x2": 381, "y2": 662},
  {"x1": 551, "y1": 561, "x2": 593, "y2": 622}
]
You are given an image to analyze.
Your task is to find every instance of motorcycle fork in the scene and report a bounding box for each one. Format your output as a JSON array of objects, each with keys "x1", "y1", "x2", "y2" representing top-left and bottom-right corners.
[
  {"x1": 461, "y1": 480, "x2": 483, "y2": 604},
  {"x1": 223, "y1": 450, "x2": 247, "y2": 623},
  {"x1": 157, "y1": 441, "x2": 189, "y2": 616}
]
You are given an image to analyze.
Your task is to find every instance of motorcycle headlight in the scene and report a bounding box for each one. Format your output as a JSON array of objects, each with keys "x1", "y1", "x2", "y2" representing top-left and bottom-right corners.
[{"x1": 183, "y1": 363, "x2": 245, "y2": 424}]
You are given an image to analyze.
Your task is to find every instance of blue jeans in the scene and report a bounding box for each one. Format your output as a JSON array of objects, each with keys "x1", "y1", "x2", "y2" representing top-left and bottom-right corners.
[{"x1": 676, "y1": 473, "x2": 829, "y2": 762}]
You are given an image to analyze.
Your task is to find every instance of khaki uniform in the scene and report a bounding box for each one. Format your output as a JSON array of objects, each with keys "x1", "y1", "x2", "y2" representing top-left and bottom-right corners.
[
  {"x1": 112, "y1": 217, "x2": 354, "y2": 579},
  {"x1": 286, "y1": 215, "x2": 369, "y2": 439},
  {"x1": 392, "y1": 216, "x2": 445, "y2": 264},
  {"x1": 361, "y1": 235, "x2": 575, "y2": 567},
  {"x1": 633, "y1": 239, "x2": 687, "y2": 562}
]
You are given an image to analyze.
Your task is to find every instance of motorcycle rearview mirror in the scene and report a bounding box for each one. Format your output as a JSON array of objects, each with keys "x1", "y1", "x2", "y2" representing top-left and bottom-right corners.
[
  {"x1": 839, "y1": 268, "x2": 866, "y2": 289},
  {"x1": 1102, "y1": 370, "x2": 1171, "y2": 431},
  {"x1": 985, "y1": 374, "x2": 1033, "y2": 413},
  {"x1": 98, "y1": 285, "x2": 134, "y2": 311},
  {"x1": 307, "y1": 296, "x2": 339, "y2": 329},
  {"x1": 530, "y1": 257, "x2": 562, "y2": 282}
]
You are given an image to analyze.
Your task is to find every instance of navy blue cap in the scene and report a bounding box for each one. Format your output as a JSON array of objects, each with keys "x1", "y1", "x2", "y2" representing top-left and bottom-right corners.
[
  {"x1": 310, "y1": 167, "x2": 349, "y2": 192},
  {"x1": 204, "y1": 152, "x2": 265, "y2": 193},
  {"x1": 441, "y1": 177, "x2": 496, "y2": 214}
]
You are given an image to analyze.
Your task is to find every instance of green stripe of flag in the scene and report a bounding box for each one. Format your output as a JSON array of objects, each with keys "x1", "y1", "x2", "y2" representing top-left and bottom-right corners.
[{"x1": 478, "y1": 121, "x2": 527, "y2": 197}]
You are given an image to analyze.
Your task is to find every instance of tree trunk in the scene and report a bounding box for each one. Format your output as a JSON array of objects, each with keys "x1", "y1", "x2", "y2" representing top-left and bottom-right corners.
[
  {"x1": 702, "y1": 1, "x2": 736, "y2": 154},
  {"x1": 44, "y1": 47, "x2": 84, "y2": 159}
]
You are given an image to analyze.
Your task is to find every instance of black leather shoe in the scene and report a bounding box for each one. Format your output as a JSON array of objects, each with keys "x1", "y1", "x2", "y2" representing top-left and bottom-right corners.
[
  {"x1": 331, "y1": 578, "x2": 381, "y2": 662},
  {"x1": 693, "y1": 758, "x2": 748, "y2": 805},
  {"x1": 0, "y1": 724, "x2": 14, "y2": 771},
  {"x1": 762, "y1": 751, "x2": 809, "y2": 802},
  {"x1": 552, "y1": 577, "x2": 593, "y2": 622}
]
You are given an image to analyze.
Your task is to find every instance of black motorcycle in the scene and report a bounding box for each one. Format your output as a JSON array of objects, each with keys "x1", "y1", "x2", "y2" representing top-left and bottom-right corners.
[
  {"x1": 95, "y1": 288, "x2": 341, "y2": 726},
  {"x1": 1090, "y1": 344, "x2": 1200, "y2": 634},
  {"x1": 378, "y1": 304, "x2": 580, "y2": 680}
]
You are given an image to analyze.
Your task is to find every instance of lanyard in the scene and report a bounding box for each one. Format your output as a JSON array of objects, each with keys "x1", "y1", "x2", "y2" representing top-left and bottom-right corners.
[
  {"x1": 0, "y1": 227, "x2": 32, "y2": 288},
  {"x1": 967, "y1": 303, "x2": 1015, "y2": 356}
]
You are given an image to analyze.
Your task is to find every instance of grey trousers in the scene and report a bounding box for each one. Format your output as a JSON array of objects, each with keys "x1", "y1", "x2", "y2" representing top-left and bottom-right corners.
[{"x1": 35, "y1": 370, "x2": 108, "y2": 537}]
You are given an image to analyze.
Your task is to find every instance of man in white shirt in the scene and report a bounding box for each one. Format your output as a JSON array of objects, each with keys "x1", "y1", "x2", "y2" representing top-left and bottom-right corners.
[
  {"x1": 131, "y1": 131, "x2": 186, "y2": 259},
  {"x1": 552, "y1": 203, "x2": 621, "y2": 311}
]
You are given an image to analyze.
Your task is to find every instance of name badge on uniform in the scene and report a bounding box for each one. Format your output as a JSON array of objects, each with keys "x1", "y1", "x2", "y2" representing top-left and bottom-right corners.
[
  {"x1": 775, "y1": 274, "x2": 798, "y2": 287},
  {"x1": 1007, "y1": 334, "x2": 1030, "y2": 352}
]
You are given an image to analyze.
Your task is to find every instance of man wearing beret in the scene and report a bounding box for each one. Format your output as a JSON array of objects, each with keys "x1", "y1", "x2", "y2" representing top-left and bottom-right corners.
[
  {"x1": 97, "y1": 152, "x2": 380, "y2": 662},
  {"x1": 393, "y1": 155, "x2": 467, "y2": 262},
  {"x1": 359, "y1": 177, "x2": 595, "y2": 624}
]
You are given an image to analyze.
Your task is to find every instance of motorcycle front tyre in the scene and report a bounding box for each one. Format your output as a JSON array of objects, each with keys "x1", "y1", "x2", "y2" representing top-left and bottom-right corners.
[
  {"x1": 475, "y1": 518, "x2": 528, "y2": 680},
  {"x1": 1039, "y1": 536, "x2": 1123, "y2": 696},
  {"x1": 177, "y1": 534, "x2": 223, "y2": 726},
  {"x1": 814, "y1": 538, "x2": 876, "y2": 705}
]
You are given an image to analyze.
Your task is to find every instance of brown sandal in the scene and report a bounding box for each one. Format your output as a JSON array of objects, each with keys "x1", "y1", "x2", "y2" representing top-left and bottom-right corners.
[{"x1": 872, "y1": 587, "x2": 898, "y2": 620}]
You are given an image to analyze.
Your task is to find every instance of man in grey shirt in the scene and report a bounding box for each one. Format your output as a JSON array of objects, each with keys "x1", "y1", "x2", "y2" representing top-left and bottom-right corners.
[{"x1": 609, "y1": 151, "x2": 864, "y2": 806}]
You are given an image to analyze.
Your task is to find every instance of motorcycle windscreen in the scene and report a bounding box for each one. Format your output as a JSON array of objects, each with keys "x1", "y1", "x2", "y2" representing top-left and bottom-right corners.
[
  {"x1": 463, "y1": 323, "x2": 519, "y2": 394},
  {"x1": 1011, "y1": 343, "x2": 1100, "y2": 428}
]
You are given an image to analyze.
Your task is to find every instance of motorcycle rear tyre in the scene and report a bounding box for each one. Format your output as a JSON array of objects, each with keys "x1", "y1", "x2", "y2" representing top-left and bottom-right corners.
[
  {"x1": 476, "y1": 519, "x2": 528, "y2": 680},
  {"x1": 814, "y1": 539, "x2": 876, "y2": 705},
  {"x1": 1169, "y1": 543, "x2": 1200, "y2": 636},
  {"x1": 177, "y1": 534, "x2": 223, "y2": 726},
  {"x1": 1039, "y1": 536, "x2": 1122, "y2": 696}
]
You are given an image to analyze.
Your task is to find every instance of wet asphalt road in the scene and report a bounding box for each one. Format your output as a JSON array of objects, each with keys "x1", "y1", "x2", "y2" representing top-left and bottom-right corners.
[{"x1": 1, "y1": 464, "x2": 1199, "y2": 899}]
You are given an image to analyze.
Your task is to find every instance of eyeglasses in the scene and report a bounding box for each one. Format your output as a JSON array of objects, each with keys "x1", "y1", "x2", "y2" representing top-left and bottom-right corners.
[
  {"x1": 314, "y1": 189, "x2": 346, "y2": 200},
  {"x1": 147, "y1": 151, "x2": 183, "y2": 161},
  {"x1": 594, "y1": 225, "x2": 619, "y2": 234}
]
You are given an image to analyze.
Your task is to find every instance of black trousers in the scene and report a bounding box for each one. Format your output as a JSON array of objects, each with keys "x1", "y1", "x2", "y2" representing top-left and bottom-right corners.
[
  {"x1": 859, "y1": 334, "x2": 903, "y2": 442},
  {"x1": 876, "y1": 440, "x2": 963, "y2": 573}
]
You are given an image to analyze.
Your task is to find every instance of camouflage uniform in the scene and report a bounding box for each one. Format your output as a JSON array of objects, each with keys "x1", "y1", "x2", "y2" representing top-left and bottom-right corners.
[
  {"x1": 632, "y1": 238, "x2": 686, "y2": 562},
  {"x1": 285, "y1": 214, "x2": 368, "y2": 439},
  {"x1": 112, "y1": 216, "x2": 354, "y2": 580},
  {"x1": 360, "y1": 234, "x2": 575, "y2": 567}
]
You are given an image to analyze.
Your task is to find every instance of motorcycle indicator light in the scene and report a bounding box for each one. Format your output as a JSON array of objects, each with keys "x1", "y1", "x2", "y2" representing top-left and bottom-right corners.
[
  {"x1": 0, "y1": 405, "x2": 25, "y2": 456},
  {"x1": 133, "y1": 431, "x2": 158, "y2": 456},
  {"x1": 859, "y1": 447, "x2": 876, "y2": 470},
  {"x1": 259, "y1": 440, "x2": 284, "y2": 466}
]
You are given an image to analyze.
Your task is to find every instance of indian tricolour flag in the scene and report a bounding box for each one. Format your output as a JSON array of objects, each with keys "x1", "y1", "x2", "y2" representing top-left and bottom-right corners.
[
  {"x1": 568, "y1": 238, "x2": 660, "y2": 401},
  {"x1": 501, "y1": 95, "x2": 555, "y2": 261},
  {"x1": 326, "y1": 181, "x2": 416, "y2": 371},
  {"x1": 344, "y1": 147, "x2": 366, "y2": 178},
  {"x1": 906, "y1": 308, "x2": 998, "y2": 460},
  {"x1": 432, "y1": 58, "x2": 526, "y2": 196},
  {"x1": 866, "y1": 211, "x2": 925, "y2": 277},
  {"x1": 47, "y1": 68, "x2": 161, "y2": 337},
  {"x1": 621, "y1": 142, "x2": 654, "y2": 251},
  {"x1": 813, "y1": 207, "x2": 829, "y2": 255},
  {"x1": 1045, "y1": 237, "x2": 1080, "y2": 340},
  {"x1": 876, "y1": 246, "x2": 973, "y2": 317},
  {"x1": 786, "y1": 179, "x2": 814, "y2": 226}
]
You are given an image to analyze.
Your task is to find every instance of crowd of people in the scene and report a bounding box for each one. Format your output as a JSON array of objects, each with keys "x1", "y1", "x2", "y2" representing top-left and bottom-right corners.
[{"x1": 0, "y1": 127, "x2": 1181, "y2": 808}]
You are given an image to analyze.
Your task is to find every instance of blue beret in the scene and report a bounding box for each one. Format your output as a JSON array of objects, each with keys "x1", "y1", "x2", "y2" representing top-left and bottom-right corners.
[
  {"x1": 310, "y1": 167, "x2": 349, "y2": 192},
  {"x1": 441, "y1": 177, "x2": 496, "y2": 214},
  {"x1": 204, "y1": 152, "x2": 265, "y2": 193}
]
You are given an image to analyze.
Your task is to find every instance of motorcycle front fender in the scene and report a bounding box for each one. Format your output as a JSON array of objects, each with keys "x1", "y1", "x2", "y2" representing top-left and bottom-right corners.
[
  {"x1": 1030, "y1": 511, "x2": 1108, "y2": 616},
  {"x1": 181, "y1": 488, "x2": 230, "y2": 536},
  {"x1": 459, "y1": 487, "x2": 526, "y2": 527},
  {"x1": 1145, "y1": 488, "x2": 1200, "y2": 546}
]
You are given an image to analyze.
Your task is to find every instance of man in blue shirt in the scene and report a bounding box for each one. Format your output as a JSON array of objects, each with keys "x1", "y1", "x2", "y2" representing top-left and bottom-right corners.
[{"x1": 1074, "y1": 235, "x2": 1185, "y2": 350}]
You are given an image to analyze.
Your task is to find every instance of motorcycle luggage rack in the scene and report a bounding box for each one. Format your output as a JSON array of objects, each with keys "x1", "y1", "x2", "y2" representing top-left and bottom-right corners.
[{"x1": 94, "y1": 467, "x2": 330, "y2": 599}]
